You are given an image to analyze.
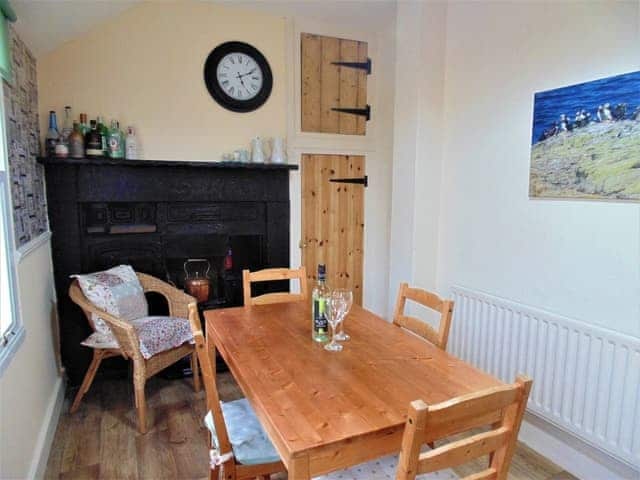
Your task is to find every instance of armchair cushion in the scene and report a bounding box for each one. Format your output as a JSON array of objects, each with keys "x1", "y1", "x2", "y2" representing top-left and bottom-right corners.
[
  {"x1": 204, "y1": 398, "x2": 280, "y2": 466},
  {"x1": 82, "y1": 315, "x2": 193, "y2": 359},
  {"x1": 72, "y1": 265, "x2": 148, "y2": 335}
]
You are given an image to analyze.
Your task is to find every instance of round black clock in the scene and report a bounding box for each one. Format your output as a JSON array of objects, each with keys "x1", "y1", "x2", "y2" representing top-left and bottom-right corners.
[{"x1": 204, "y1": 41, "x2": 273, "y2": 113}]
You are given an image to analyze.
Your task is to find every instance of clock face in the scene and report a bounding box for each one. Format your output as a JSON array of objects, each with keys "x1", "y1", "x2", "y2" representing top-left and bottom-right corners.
[
  {"x1": 204, "y1": 42, "x2": 273, "y2": 113},
  {"x1": 216, "y1": 52, "x2": 264, "y2": 101}
]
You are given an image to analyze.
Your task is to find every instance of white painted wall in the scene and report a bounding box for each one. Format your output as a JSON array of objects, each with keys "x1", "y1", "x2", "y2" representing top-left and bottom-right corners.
[
  {"x1": 436, "y1": 1, "x2": 640, "y2": 338},
  {"x1": 388, "y1": 0, "x2": 446, "y2": 317}
]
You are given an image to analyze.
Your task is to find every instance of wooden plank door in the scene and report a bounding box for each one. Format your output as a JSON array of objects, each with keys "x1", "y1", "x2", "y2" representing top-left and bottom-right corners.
[
  {"x1": 301, "y1": 154, "x2": 365, "y2": 304},
  {"x1": 301, "y1": 33, "x2": 368, "y2": 135}
]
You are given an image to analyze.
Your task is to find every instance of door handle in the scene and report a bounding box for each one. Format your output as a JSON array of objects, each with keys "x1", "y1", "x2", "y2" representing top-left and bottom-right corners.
[{"x1": 299, "y1": 240, "x2": 308, "y2": 249}]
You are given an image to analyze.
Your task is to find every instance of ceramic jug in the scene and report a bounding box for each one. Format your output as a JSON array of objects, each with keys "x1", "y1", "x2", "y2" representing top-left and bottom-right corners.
[
  {"x1": 251, "y1": 137, "x2": 265, "y2": 163},
  {"x1": 270, "y1": 137, "x2": 286, "y2": 164}
]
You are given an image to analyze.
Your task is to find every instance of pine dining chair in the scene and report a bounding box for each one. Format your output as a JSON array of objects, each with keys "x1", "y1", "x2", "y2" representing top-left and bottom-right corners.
[
  {"x1": 392, "y1": 283, "x2": 454, "y2": 350},
  {"x1": 311, "y1": 375, "x2": 532, "y2": 480},
  {"x1": 242, "y1": 266, "x2": 308, "y2": 306},
  {"x1": 187, "y1": 304, "x2": 285, "y2": 480}
]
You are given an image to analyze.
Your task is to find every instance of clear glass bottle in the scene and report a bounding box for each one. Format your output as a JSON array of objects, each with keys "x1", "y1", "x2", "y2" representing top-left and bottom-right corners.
[
  {"x1": 125, "y1": 126, "x2": 137, "y2": 160},
  {"x1": 311, "y1": 264, "x2": 330, "y2": 342},
  {"x1": 61, "y1": 106, "x2": 73, "y2": 145},
  {"x1": 45, "y1": 110, "x2": 59, "y2": 157}
]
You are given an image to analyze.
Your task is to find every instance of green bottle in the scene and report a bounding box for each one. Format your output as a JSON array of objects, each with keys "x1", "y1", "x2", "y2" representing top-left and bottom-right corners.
[
  {"x1": 107, "y1": 120, "x2": 124, "y2": 158},
  {"x1": 311, "y1": 264, "x2": 330, "y2": 342},
  {"x1": 97, "y1": 116, "x2": 109, "y2": 155}
]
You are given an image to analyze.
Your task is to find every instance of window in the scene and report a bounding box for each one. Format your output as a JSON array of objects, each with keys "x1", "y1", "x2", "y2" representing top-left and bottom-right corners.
[{"x1": 0, "y1": 80, "x2": 23, "y2": 375}]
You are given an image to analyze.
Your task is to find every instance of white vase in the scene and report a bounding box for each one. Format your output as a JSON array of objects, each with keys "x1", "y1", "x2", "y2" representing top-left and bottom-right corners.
[
  {"x1": 270, "y1": 137, "x2": 286, "y2": 164},
  {"x1": 251, "y1": 137, "x2": 265, "y2": 163}
]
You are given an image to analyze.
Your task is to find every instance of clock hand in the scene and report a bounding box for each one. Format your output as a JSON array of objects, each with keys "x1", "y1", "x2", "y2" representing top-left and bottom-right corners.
[{"x1": 239, "y1": 68, "x2": 257, "y2": 78}]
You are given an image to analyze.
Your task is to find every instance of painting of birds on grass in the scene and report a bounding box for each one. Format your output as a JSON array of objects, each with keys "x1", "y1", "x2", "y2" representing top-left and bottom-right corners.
[{"x1": 529, "y1": 70, "x2": 640, "y2": 201}]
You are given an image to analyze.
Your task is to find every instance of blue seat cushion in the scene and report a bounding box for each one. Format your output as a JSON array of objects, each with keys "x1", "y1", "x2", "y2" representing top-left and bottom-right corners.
[{"x1": 204, "y1": 398, "x2": 280, "y2": 466}]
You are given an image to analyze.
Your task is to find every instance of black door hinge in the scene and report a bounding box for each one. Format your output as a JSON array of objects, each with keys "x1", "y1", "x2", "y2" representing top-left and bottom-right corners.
[
  {"x1": 329, "y1": 176, "x2": 368, "y2": 187},
  {"x1": 332, "y1": 58, "x2": 372, "y2": 74},
  {"x1": 331, "y1": 104, "x2": 370, "y2": 121}
]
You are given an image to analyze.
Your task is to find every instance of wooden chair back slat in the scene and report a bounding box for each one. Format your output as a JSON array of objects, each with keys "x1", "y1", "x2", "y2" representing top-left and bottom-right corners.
[
  {"x1": 392, "y1": 283, "x2": 454, "y2": 350},
  {"x1": 396, "y1": 375, "x2": 533, "y2": 480},
  {"x1": 187, "y1": 304, "x2": 233, "y2": 455},
  {"x1": 242, "y1": 267, "x2": 308, "y2": 306},
  {"x1": 418, "y1": 427, "x2": 509, "y2": 474}
]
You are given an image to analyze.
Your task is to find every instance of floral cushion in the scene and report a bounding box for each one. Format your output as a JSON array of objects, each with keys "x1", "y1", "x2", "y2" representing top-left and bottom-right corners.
[
  {"x1": 82, "y1": 315, "x2": 193, "y2": 359},
  {"x1": 72, "y1": 265, "x2": 148, "y2": 335}
]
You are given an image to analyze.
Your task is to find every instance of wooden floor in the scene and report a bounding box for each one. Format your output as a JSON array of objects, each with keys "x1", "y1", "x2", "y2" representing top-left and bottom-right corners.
[{"x1": 45, "y1": 372, "x2": 574, "y2": 480}]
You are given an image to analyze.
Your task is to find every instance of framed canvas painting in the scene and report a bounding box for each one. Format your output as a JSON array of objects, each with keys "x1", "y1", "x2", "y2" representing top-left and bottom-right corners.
[{"x1": 529, "y1": 70, "x2": 640, "y2": 201}]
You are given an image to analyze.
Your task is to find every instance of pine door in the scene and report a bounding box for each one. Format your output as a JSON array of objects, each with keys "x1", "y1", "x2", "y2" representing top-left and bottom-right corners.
[
  {"x1": 301, "y1": 154, "x2": 365, "y2": 304},
  {"x1": 301, "y1": 33, "x2": 368, "y2": 135}
]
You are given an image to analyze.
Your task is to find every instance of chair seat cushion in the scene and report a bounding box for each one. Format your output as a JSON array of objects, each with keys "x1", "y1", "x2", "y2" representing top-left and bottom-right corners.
[
  {"x1": 309, "y1": 453, "x2": 458, "y2": 479},
  {"x1": 81, "y1": 315, "x2": 193, "y2": 359},
  {"x1": 204, "y1": 398, "x2": 280, "y2": 466}
]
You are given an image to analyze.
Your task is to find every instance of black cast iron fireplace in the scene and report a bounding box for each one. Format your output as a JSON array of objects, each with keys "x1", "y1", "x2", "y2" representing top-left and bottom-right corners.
[{"x1": 40, "y1": 157, "x2": 297, "y2": 385}]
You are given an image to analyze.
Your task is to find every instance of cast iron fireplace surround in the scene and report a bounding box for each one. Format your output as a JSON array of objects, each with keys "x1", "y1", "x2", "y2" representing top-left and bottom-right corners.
[{"x1": 40, "y1": 157, "x2": 297, "y2": 384}]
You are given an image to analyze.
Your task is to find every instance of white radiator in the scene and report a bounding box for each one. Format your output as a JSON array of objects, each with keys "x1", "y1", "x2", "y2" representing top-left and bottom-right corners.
[{"x1": 450, "y1": 286, "x2": 640, "y2": 468}]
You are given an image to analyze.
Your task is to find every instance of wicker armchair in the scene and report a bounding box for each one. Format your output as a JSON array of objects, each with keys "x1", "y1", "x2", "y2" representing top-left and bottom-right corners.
[{"x1": 68, "y1": 272, "x2": 200, "y2": 434}]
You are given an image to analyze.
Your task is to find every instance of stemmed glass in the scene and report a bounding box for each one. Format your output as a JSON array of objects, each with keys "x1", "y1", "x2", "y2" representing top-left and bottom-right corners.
[
  {"x1": 324, "y1": 292, "x2": 348, "y2": 352},
  {"x1": 333, "y1": 289, "x2": 353, "y2": 341}
]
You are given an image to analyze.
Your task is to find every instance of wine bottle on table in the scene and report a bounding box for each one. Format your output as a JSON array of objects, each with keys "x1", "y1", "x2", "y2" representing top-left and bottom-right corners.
[
  {"x1": 61, "y1": 106, "x2": 73, "y2": 144},
  {"x1": 85, "y1": 120, "x2": 103, "y2": 157},
  {"x1": 311, "y1": 264, "x2": 330, "y2": 342},
  {"x1": 45, "y1": 111, "x2": 60, "y2": 157},
  {"x1": 79, "y1": 113, "x2": 89, "y2": 137}
]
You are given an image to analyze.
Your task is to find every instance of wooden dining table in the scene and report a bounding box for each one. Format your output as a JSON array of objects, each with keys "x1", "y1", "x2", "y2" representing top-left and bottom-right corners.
[{"x1": 205, "y1": 301, "x2": 503, "y2": 479}]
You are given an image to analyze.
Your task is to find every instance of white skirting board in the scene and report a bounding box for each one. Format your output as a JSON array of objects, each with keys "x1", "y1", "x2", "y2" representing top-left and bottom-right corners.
[
  {"x1": 520, "y1": 412, "x2": 639, "y2": 479},
  {"x1": 28, "y1": 376, "x2": 65, "y2": 479}
]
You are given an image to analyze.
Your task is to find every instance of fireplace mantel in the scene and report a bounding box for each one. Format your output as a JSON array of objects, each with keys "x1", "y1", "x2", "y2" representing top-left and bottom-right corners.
[
  {"x1": 42, "y1": 156, "x2": 293, "y2": 384},
  {"x1": 38, "y1": 156, "x2": 299, "y2": 170}
]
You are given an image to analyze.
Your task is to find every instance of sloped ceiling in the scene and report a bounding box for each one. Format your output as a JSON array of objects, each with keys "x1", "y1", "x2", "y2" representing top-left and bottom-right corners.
[{"x1": 12, "y1": 0, "x2": 396, "y2": 58}]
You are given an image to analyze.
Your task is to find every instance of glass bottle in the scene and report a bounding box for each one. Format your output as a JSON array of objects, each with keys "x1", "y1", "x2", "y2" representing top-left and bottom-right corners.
[
  {"x1": 85, "y1": 120, "x2": 103, "y2": 157},
  {"x1": 97, "y1": 116, "x2": 108, "y2": 155},
  {"x1": 68, "y1": 122, "x2": 85, "y2": 159},
  {"x1": 61, "y1": 106, "x2": 73, "y2": 145},
  {"x1": 311, "y1": 264, "x2": 330, "y2": 342},
  {"x1": 79, "y1": 113, "x2": 89, "y2": 137},
  {"x1": 107, "y1": 120, "x2": 124, "y2": 158},
  {"x1": 125, "y1": 126, "x2": 137, "y2": 160},
  {"x1": 45, "y1": 111, "x2": 60, "y2": 157}
]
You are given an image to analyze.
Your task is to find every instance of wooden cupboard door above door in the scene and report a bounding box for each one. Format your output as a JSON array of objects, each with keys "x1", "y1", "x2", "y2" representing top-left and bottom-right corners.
[
  {"x1": 301, "y1": 33, "x2": 369, "y2": 136},
  {"x1": 301, "y1": 154, "x2": 365, "y2": 305}
]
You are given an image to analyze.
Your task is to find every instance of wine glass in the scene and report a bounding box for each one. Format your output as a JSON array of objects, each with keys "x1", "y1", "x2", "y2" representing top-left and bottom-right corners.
[
  {"x1": 333, "y1": 289, "x2": 353, "y2": 341},
  {"x1": 324, "y1": 296, "x2": 345, "y2": 352}
]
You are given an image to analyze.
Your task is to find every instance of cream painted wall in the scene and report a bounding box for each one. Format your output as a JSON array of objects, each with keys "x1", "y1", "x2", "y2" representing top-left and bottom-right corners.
[
  {"x1": 0, "y1": 241, "x2": 60, "y2": 478},
  {"x1": 38, "y1": 1, "x2": 287, "y2": 161}
]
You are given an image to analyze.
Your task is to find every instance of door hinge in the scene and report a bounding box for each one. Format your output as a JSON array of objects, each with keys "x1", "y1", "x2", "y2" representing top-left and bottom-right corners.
[
  {"x1": 329, "y1": 176, "x2": 368, "y2": 188},
  {"x1": 332, "y1": 58, "x2": 372, "y2": 75},
  {"x1": 331, "y1": 104, "x2": 370, "y2": 121}
]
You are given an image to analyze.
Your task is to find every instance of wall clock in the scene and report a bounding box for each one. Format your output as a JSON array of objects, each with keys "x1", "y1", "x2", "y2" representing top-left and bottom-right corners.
[{"x1": 204, "y1": 41, "x2": 273, "y2": 113}]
